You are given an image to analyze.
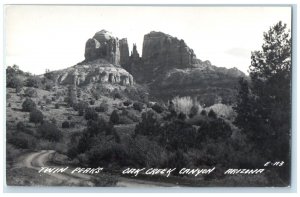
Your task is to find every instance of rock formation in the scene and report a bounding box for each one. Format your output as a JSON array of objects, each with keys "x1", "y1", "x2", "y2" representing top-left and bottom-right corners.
[
  {"x1": 84, "y1": 30, "x2": 130, "y2": 66},
  {"x1": 57, "y1": 59, "x2": 133, "y2": 86},
  {"x1": 119, "y1": 38, "x2": 130, "y2": 66}
]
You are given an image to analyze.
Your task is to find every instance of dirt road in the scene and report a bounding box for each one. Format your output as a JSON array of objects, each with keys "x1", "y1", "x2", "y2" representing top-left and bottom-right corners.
[{"x1": 16, "y1": 150, "x2": 176, "y2": 187}]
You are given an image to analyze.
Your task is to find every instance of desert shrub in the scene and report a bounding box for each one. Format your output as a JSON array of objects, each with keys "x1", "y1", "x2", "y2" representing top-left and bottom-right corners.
[
  {"x1": 172, "y1": 96, "x2": 194, "y2": 115},
  {"x1": 177, "y1": 112, "x2": 187, "y2": 121},
  {"x1": 84, "y1": 107, "x2": 98, "y2": 121},
  {"x1": 96, "y1": 102, "x2": 109, "y2": 112},
  {"x1": 46, "y1": 98, "x2": 52, "y2": 104},
  {"x1": 124, "y1": 86, "x2": 149, "y2": 103},
  {"x1": 197, "y1": 118, "x2": 232, "y2": 141},
  {"x1": 8, "y1": 132, "x2": 37, "y2": 149},
  {"x1": 208, "y1": 109, "x2": 217, "y2": 119},
  {"x1": 121, "y1": 109, "x2": 140, "y2": 122},
  {"x1": 26, "y1": 76, "x2": 41, "y2": 88},
  {"x1": 37, "y1": 121, "x2": 62, "y2": 142},
  {"x1": 89, "y1": 99, "x2": 95, "y2": 105},
  {"x1": 135, "y1": 110, "x2": 161, "y2": 136},
  {"x1": 86, "y1": 141, "x2": 128, "y2": 168},
  {"x1": 87, "y1": 118, "x2": 115, "y2": 137},
  {"x1": 74, "y1": 101, "x2": 89, "y2": 116},
  {"x1": 16, "y1": 121, "x2": 25, "y2": 131},
  {"x1": 67, "y1": 116, "x2": 72, "y2": 120},
  {"x1": 8, "y1": 103, "x2": 11, "y2": 107},
  {"x1": 151, "y1": 103, "x2": 165, "y2": 113},
  {"x1": 24, "y1": 87, "x2": 37, "y2": 98},
  {"x1": 45, "y1": 83, "x2": 53, "y2": 91},
  {"x1": 44, "y1": 71, "x2": 55, "y2": 81},
  {"x1": 160, "y1": 120, "x2": 198, "y2": 151},
  {"x1": 29, "y1": 109, "x2": 44, "y2": 124},
  {"x1": 70, "y1": 122, "x2": 76, "y2": 128},
  {"x1": 74, "y1": 101, "x2": 88, "y2": 111},
  {"x1": 123, "y1": 100, "x2": 132, "y2": 106},
  {"x1": 201, "y1": 109, "x2": 207, "y2": 116},
  {"x1": 22, "y1": 98, "x2": 36, "y2": 112},
  {"x1": 50, "y1": 118, "x2": 57, "y2": 125},
  {"x1": 62, "y1": 121, "x2": 70, "y2": 128},
  {"x1": 110, "y1": 110, "x2": 120, "y2": 124},
  {"x1": 55, "y1": 103, "x2": 60, "y2": 109},
  {"x1": 118, "y1": 115, "x2": 134, "y2": 124},
  {"x1": 7, "y1": 75, "x2": 23, "y2": 89},
  {"x1": 207, "y1": 103, "x2": 234, "y2": 119},
  {"x1": 189, "y1": 105, "x2": 200, "y2": 118},
  {"x1": 163, "y1": 150, "x2": 188, "y2": 169},
  {"x1": 133, "y1": 102, "x2": 144, "y2": 112},
  {"x1": 51, "y1": 97, "x2": 56, "y2": 101}
]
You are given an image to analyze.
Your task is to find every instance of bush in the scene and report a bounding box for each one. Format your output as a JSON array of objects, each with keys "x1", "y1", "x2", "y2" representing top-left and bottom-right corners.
[
  {"x1": 8, "y1": 132, "x2": 37, "y2": 149},
  {"x1": 133, "y1": 102, "x2": 144, "y2": 112},
  {"x1": 50, "y1": 118, "x2": 57, "y2": 125},
  {"x1": 62, "y1": 121, "x2": 70, "y2": 128},
  {"x1": 208, "y1": 109, "x2": 217, "y2": 119},
  {"x1": 55, "y1": 103, "x2": 60, "y2": 109},
  {"x1": 7, "y1": 76, "x2": 23, "y2": 91},
  {"x1": 46, "y1": 98, "x2": 52, "y2": 104},
  {"x1": 178, "y1": 112, "x2": 187, "y2": 121},
  {"x1": 26, "y1": 76, "x2": 41, "y2": 88},
  {"x1": 38, "y1": 121, "x2": 62, "y2": 142},
  {"x1": 113, "y1": 92, "x2": 123, "y2": 99},
  {"x1": 70, "y1": 122, "x2": 76, "y2": 128},
  {"x1": 16, "y1": 121, "x2": 25, "y2": 131},
  {"x1": 135, "y1": 110, "x2": 161, "y2": 136},
  {"x1": 22, "y1": 98, "x2": 36, "y2": 112},
  {"x1": 198, "y1": 118, "x2": 232, "y2": 141},
  {"x1": 95, "y1": 102, "x2": 109, "y2": 112},
  {"x1": 110, "y1": 110, "x2": 120, "y2": 124},
  {"x1": 118, "y1": 116, "x2": 134, "y2": 124},
  {"x1": 172, "y1": 96, "x2": 194, "y2": 114},
  {"x1": 123, "y1": 100, "x2": 132, "y2": 106},
  {"x1": 89, "y1": 99, "x2": 95, "y2": 105},
  {"x1": 24, "y1": 87, "x2": 37, "y2": 98},
  {"x1": 189, "y1": 105, "x2": 199, "y2": 118},
  {"x1": 200, "y1": 110, "x2": 207, "y2": 116},
  {"x1": 84, "y1": 108, "x2": 98, "y2": 121},
  {"x1": 151, "y1": 103, "x2": 165, "y2": 113},
  {"x1": 29, "y1": 109, "x2": 44, "y2": 124}
]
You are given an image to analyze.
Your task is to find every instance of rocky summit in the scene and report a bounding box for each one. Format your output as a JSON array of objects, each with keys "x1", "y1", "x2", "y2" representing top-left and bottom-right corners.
[{"x1": 49, "y1": 29, "x2": 245, "y2": 106}]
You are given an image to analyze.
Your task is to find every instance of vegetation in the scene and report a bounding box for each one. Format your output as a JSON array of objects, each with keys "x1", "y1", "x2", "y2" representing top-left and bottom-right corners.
[
  {"x1": 234, "y1": 21, "x2": 291, "y2": 183},
  {"x1": 29, "y1": 109, "x2": 44, "y2": 124},
  {"x1": 22, "y1": 98, "x2": 36, "y2": 112}
]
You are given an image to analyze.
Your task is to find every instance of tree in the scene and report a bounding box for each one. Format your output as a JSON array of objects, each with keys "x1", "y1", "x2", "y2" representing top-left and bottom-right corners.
[
  {"x1": 24, "y1": 87, "x2": 38, "y2": 97},
  {"x1": 62, "y1": 121, "x2": 70, "y2": 128},
  {"x1": 84, "y1": 107, "x2": 98, "y2": 121},
  {"x1": 22, "y1": 98, "x2": 36, "y2": 112},
  {"x1": 38, "y1": 121, "x2": 62, "y2": 142},
  {"x1": 29, "y1": 109, "x2": 44, "y2": 124},
  {"x1": 110, "y1": 110, "x2": 120, "y2": 124},
  {"x1": 234, "y1": 21, "x2": 291, "y2": 182}
]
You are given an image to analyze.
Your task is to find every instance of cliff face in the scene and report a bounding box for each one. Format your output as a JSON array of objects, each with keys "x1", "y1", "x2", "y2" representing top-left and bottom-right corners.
[
  {"x1": 125, "y1": 31, "x2": 246, "y2": 105},
  {"x1": 56, "y1": 59, "x2": 133, "y2": 87},
  {"x1": 84, "y1": 30, "x2": 130, "y2": 66},
  {"x1": 142, "y1": 31, "x2": 197, "y2": 68}
]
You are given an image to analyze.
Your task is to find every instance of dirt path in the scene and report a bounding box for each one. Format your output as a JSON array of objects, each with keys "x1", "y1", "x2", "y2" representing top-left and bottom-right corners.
[{"x1": 16, "y1": 150, "x2": 176, "y2": 187}]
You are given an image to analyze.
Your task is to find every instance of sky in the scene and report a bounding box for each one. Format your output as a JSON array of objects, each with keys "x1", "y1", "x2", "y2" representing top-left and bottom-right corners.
[{"x1": 5, "y1": 5, "x2": 291, "y2": 75}]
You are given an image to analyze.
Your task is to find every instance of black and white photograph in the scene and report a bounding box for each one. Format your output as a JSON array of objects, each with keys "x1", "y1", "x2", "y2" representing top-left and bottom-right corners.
[{"x1": 4, "y1": 5, "x2": 293, "y2": 188}]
